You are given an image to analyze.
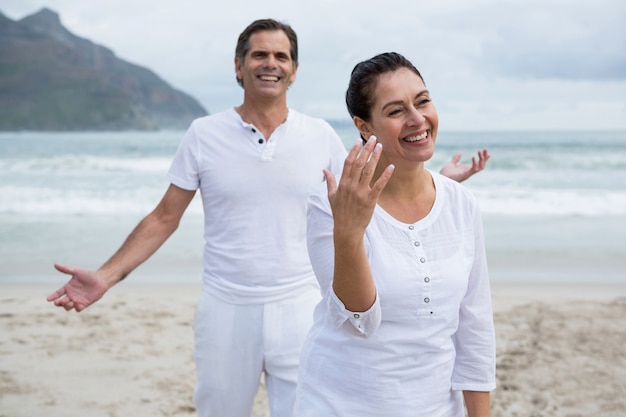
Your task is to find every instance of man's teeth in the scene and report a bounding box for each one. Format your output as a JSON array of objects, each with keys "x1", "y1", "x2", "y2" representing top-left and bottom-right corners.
[
  {"x1": 404, "y1": 132, "x2": 428, "y2": 142},
  {"x1": 260, "y1": 75, "x2": 279, "y2": 81}
]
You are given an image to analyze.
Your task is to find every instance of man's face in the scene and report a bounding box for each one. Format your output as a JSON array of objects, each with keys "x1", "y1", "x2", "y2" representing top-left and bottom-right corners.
[{"x1": 235, "y1": 30, "x2": 297, "y2": 99}]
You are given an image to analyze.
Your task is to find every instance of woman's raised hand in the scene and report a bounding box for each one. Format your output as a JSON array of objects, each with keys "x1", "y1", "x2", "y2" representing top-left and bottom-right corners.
[{"x1": 323, "y1": 136, "x2": 394, "y2": 236}]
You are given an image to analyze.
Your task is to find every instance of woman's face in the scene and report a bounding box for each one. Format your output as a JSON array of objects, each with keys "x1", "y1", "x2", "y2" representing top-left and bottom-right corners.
[{"x1": 357, "y1": 68, "x2": 438, "y2": 166}]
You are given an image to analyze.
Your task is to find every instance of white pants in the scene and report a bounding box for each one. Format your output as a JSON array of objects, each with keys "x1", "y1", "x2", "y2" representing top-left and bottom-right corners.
[{"x1": 193, "y1": 288, "x2": 320, "y2": 417}]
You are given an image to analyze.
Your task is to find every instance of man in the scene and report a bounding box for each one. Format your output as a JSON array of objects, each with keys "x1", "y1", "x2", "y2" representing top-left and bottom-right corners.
[{"x1": 47, "y1": 19, "x2": 488, "y2": 417}]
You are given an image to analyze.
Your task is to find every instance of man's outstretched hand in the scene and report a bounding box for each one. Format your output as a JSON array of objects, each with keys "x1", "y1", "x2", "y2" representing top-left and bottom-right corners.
[
  {"x1": 47, "y1": 264, "x2": 110, "y2": 312},
  {"x1": 439, "y1": 149, "x2": 490, "y2": 182}
]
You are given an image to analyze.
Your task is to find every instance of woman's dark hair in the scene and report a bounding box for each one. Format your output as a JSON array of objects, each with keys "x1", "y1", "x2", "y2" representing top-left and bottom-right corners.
[
  {"x1": 345, "y1": 52, "x2": 424, "y2": 122},
  {"x1": 235, "y1": 19, "x2": 298, "y2": 88}
]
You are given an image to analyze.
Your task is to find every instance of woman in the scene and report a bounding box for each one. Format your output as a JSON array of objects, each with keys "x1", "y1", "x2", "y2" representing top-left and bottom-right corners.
[{"x1": 294, "y1": 52, "x2": 496, "y2": 417}]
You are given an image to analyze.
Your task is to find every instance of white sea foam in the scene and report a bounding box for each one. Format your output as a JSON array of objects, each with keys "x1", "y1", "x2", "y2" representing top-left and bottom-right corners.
[
  {"x1": 0, "y1": 155, "x2": 172, "y2": 174},
  {"x1": 475, "y1": 188, "x2": 626, "y2": 216},
  {"x1": 0, "y1": 185, "x2": 203, "y2": 215},
  {"x1": 1, "y1": 184, "x2": 622, "y2": 217}
]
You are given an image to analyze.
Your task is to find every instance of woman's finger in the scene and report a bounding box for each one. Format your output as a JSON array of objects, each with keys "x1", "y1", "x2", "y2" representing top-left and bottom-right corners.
[
  {"x1": 360, "y1": 141, "x2": 383, "y2": 183},
  {"x1": 353, "y1": 136, "x2": 377, "y2": 174},
  {"x1": 342, "y1": 140, "x2": 364, "y2": 180},
  {"x1": 323, "y1": 169, "x2": 338, "y2": 198},
  {"x1": 371, "y1": 164, "x2": 395, "y2": 195}
]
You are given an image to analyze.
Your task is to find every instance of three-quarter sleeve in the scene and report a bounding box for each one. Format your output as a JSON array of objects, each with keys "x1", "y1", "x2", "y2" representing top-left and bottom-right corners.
[
  {"x1": 306, "y1": 188, "x2": 382, "y2": 337},
  {"x1": 451, "y1": 202, "x2": 496, "y2": 391}
]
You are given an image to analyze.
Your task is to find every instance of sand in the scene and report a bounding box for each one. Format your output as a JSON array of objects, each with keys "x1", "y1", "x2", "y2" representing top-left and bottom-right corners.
[{"x1": 1, "y1": 282, "x2": 625, "y2": 417}]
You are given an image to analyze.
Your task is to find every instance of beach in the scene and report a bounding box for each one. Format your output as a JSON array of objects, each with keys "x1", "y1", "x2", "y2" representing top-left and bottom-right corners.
[
  {"x1": 1, "y1": 282, "x2": 625, "y2": 417},
  {"x1": 1, "y1": 130, "x2": 625, "y2": 416}
]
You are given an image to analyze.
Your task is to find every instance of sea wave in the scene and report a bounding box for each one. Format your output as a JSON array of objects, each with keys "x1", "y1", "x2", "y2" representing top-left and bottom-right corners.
[
  {"x1": 0, "y1": 155, "x2": 173, "y2": 174},
  {"x1": 2, "y1": 130, "x2": 625, "y2": 218},
  {"x1": 475, "y1": 188, "x2": 626, "y2": 216},
  {"x1": 1, "y1": 185, "x2": 623, "y2": 217},
  {"x1": 0, "y1": 186, "x2": 203, "y2": 215}
]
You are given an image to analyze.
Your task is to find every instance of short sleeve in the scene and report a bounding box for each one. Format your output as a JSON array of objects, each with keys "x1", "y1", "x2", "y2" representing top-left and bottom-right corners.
[{"x1": 167, "y1": 120, "x2": 201, "y2": 191}]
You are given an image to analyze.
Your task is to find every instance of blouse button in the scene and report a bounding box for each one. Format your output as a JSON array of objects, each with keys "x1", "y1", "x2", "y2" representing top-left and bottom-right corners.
[
  {"x1": 353, "y1": 313, "x2": 360, "y2": 318},
  {"x1": 251, "y1": 128, "x2": 257, "y2": 133},
  {"x1": 424, "y1": 297, "x2": 430, "y2": 303},
  {"x1": 408, "y1": 225, "x2": 414, "y2": 230},
  {"x1": 420, "y1": 257, "x2": 426, "y2": 263},
  {"x1": 413, "y1": 241, "x2": 420, "y2": 247},
  {"x1": 424, "y1": 277, "x2": 430, "y2": 283},
  {"x1": 258, "y1": 138, "x2": 264, "y2": 144}
]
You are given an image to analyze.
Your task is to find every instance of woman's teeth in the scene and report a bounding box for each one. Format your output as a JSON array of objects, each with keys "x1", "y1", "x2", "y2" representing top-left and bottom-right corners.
[{"x1": 404, "y1": 132, "x2": 428, "y2": 142}]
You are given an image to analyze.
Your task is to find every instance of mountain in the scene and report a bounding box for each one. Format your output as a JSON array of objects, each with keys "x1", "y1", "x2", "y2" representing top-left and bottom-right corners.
[{"x1": 0, "y1": 8, "x2": 208, "y2": 131}]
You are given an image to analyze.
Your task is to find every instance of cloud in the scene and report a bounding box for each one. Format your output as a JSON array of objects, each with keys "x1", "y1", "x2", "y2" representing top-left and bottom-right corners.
[
  {"x1": 2, "y1": 0, "x2": 626, "y2": 130},
  {"x1": 479, "y1": 1, "x2": 626, "y2": 80}
]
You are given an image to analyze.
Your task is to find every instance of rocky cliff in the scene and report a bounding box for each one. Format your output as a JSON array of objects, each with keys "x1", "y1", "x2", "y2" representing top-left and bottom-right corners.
[{"x1": 0, "y1": 8, "x2": 208, "y2": 131}]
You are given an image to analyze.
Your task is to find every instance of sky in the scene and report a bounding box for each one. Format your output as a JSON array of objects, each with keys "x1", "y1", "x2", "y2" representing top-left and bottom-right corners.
[{"x1": 2, "y1": 0, "x2": 625, "y2": 131}]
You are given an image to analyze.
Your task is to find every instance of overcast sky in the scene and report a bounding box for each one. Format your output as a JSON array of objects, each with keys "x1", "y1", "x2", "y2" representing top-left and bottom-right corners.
[{"x1": 2, "y1": 0, "x2": 625, "y2": 131}]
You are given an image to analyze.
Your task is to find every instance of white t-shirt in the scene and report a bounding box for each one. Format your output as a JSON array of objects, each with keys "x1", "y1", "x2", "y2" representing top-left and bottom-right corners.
[
  {"x1": 168, "y1": 108, "x2": 347, "y2": 304},
  {"x1": 295, "y1": 171, "x2": 496, "y2": 417}
]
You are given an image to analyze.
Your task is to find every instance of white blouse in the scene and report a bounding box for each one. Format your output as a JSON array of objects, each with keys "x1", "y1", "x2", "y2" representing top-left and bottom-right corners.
[{"x1": 294, "y1": 171, "x2": 496, "y2": 417}]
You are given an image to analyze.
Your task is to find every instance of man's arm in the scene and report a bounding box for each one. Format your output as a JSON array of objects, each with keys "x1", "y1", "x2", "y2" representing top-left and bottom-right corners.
[
  {"x1": 463, "y1": 390, "x2": 491, "y2": 417},
  {"x1": 439, "y1": 149, "x2": 490, "y2": 182},
  {"x1": 47, "y1": 184, "x2": 196, "y2": 312}
]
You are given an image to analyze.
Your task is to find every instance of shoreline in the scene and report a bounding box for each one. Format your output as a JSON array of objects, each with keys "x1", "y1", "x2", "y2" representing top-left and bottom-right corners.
[
  {"x1": 3, "y1": 212, "x2": 626, "y2": 287},
  {"x1": 5, "y1": 279, "x2": 624, "y2": 301}
]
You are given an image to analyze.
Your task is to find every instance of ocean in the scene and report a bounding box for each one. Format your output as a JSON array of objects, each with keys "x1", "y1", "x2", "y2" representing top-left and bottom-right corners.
[{"x1": 1, "y1": 125, "x2": 625, "y2": 285}]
